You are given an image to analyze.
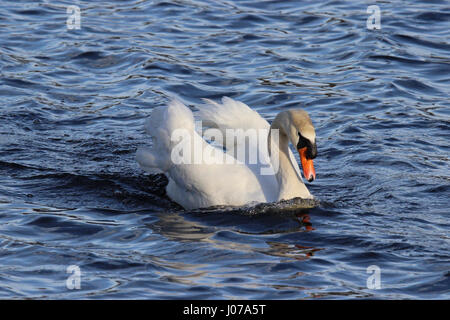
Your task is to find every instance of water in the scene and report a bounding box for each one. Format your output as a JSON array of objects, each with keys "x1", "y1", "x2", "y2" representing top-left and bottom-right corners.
[{"x1": 0, "y1": 0, "x2": 449, "y2": 299}]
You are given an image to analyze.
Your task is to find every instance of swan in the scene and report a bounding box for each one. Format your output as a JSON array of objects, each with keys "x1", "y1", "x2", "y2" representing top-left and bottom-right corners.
[{"x1": 136, "y1": 97, "x2": 317, "y2": 210}]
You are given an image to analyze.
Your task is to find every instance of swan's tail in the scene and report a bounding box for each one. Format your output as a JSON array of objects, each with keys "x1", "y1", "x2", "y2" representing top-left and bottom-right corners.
[{"x1": 136, "y1": 100, "x2": 195, "y2": 173}]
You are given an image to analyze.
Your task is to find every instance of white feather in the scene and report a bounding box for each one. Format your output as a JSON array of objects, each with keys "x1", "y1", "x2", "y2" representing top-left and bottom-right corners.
[{"x1": 136, "y1": 98, "x2": 311, "y2": 209}]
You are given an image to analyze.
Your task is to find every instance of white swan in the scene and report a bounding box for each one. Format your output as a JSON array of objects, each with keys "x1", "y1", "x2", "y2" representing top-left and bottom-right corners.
[{"x1": 136, "y1": 97, "x2": 317, "y2": 210}]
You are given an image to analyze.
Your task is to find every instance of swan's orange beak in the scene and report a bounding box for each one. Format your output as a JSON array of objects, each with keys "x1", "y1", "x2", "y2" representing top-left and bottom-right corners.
[{"x1": 299, "y1": 147, "x2": 315, "y2": 182}]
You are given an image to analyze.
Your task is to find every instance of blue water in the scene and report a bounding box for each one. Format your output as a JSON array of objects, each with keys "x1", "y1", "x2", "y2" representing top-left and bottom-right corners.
[{"x1": 0, "y1": 0, "x2": 449, "y2": 299}]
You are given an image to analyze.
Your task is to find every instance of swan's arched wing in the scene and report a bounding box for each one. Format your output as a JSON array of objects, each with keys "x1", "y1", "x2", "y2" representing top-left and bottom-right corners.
[
  {"x1": 136, "y1": 100, "x2": 195, "y2": 174},
  {"x1": 196, "y1": 97, "x2": 302, "y2": 178},
  {"x1": 198, "y1": 97, "x2": 270, "y2": 132},
  {"x1": 197, "y1": 97, "x2": 270, "y2": 168}
]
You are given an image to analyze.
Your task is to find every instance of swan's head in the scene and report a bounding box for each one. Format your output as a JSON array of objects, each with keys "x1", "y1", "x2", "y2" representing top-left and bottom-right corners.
[{"x1": 278, "y1": 109, "x2": 317, "y2": 182}]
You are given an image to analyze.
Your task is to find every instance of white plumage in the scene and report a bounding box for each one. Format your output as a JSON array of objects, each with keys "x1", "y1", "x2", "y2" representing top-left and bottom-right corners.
[{"x1": 136, "y1": 97, "x2": 314, "y2": 209}]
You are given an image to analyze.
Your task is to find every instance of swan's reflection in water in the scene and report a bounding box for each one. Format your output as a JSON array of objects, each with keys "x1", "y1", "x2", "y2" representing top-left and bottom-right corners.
[
  {"x1": 261, "y1": 241, "x2": 322, "y2": 261},
  {"x1": 257, "y1": 214, "x2": 322, "y2": 261},
  {"x1": 141, "y1": 208, "x2": 325, "y2": 296},
  {"x1": 149, "y1": 209, "x2": 321, "y2": 262},
  {"x1": 297, "y1": 213, "x2": 314, "y2": 232}
]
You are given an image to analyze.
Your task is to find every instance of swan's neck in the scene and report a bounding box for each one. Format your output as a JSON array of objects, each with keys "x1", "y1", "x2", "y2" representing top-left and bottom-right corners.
[{"x1": 269, "y1": 117, "x2": 311, "y2": 201}]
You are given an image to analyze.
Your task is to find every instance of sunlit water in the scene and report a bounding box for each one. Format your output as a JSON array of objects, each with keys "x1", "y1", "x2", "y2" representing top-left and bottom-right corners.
[{"x1": 0, "y1": 0, "x2": 449, "y2": 299}]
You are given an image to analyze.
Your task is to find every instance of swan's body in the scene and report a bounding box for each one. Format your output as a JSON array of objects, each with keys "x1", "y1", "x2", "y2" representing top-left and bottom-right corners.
[{"x1": 136, "y1": 97, "x2": 317, "y2": 209}]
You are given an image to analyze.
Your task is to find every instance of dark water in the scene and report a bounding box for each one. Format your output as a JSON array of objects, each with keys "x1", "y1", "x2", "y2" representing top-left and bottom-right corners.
[{"x1": 0, "y1": 0, "x2": 449, "y2": 299}]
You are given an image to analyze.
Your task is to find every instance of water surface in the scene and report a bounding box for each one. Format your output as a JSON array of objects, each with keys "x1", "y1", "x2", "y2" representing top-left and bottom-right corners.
[{"x1": 0, "y1": 0, "x2": 449, "y2": 299}]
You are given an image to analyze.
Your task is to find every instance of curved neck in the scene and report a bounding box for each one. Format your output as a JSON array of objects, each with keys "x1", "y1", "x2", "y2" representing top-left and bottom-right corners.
[{"x1": 269, "y1": 116, "x2": 311, "y2": 201}]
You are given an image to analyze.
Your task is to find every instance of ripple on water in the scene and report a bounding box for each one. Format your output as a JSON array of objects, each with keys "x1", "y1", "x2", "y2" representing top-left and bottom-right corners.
[{"x1": 0, "y1": 0, "x2": 449, "y2": 299}]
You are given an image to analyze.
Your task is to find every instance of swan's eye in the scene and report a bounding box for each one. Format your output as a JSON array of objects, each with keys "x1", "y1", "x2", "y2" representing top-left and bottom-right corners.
[
  {"x1": 297, "y1": 132, "x2": 307, "y2": 149},
  {"x1": 297, "y1": 132, "x2": 317, "y2": 159}
]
